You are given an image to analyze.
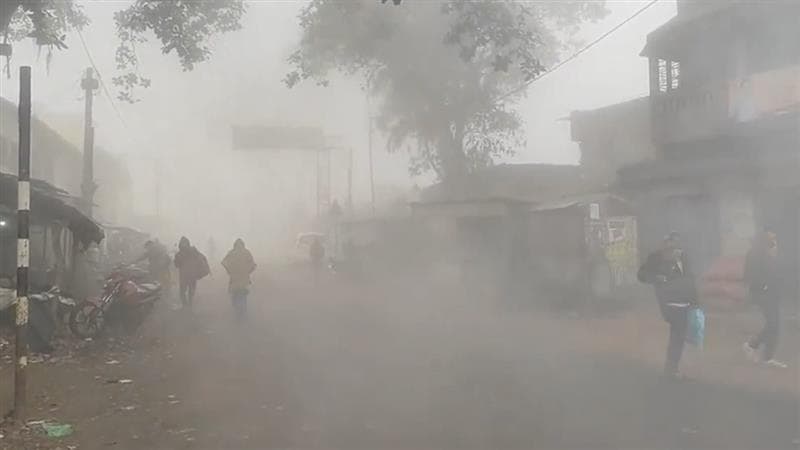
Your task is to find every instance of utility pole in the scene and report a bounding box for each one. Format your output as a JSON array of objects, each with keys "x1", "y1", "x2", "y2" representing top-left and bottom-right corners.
[
  {"x1": 347, "y1": 147, "x2": 353, "y2": 215},
  {"x1": 81, "y1": 67, "x2": 99, "y2": 218},
  {"x1": 366, "y1": 94, "x2": 376, "y2": 216},
  {"x1": 315, "y1": 150, "x2": 320, "y2": 219},
  {"x1": 154, "y1": 159, "x2": 161, "y2": 220},
  {"x1": 14, "y1": 66, "x2": 32, "y2": 421}
]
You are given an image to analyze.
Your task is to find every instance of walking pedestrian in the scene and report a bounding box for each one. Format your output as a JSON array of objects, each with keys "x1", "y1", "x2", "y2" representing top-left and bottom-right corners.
[
  {"x1": 310, "y1": 236, "x2": 325, "y2": 285},
  {"x1": 638, "y1": 232, "x2": 697, "y2": 379},
  {"x1": 136, "y1": 240, "x2": 172, "y2": 298},
  {"x1": 742, "y1": 229, "x2": 787, "y2": 368},
  {"x1": 174, "y1": 237, "x2": 210, "y2": 310},
  {"x1": 222, "y1": 238, "x2": 256, "y2": 321}
]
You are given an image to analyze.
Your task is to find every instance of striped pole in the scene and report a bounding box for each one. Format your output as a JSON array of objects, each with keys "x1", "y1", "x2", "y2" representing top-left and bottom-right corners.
[{"x1": 14, "y1": 66, "x2": 31, "y2": 420}]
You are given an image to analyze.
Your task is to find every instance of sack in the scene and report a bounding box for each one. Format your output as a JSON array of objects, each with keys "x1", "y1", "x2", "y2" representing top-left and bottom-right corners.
[
  {"x1": 703, "y1": 256, "x2": 745, "y2": 282},
  {"x1": 700, "y1": 279, "x2": 747, "y2": 303},
  {"x1": 196, "y1": 251, "x2": 211, "y2": 280},
  {"x1": 686, "y1": 307, "x2": 705, "y2": 348}
]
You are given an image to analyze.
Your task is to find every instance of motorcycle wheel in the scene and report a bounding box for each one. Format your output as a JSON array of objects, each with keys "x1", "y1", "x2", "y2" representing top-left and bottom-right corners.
[{"x1": 69, "y1": 301, "x2": 105, "y2": 339}]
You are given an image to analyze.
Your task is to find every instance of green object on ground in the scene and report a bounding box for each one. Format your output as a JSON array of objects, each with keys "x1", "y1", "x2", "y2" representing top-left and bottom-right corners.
[{"x1": 42, "y1": 422, "x2": 73, "y2": 438}]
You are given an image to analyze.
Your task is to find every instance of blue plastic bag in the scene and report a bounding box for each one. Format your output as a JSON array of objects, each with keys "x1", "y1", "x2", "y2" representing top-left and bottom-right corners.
[{"x1": 687, "y1": 307, "x2": 705, "y2": 348}]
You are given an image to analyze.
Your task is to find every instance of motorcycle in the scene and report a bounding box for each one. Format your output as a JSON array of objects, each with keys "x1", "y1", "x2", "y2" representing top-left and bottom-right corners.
[
  {"x1": 69, "y1": 265, "x2": 161, "y2": 339},
  {"x1": 30, "y1": 286, "x2": 77, "y2": 326}
]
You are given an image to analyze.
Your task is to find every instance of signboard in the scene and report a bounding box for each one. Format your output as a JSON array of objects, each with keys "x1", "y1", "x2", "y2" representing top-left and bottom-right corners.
[{"x1": 232, "y1": 126, "x2": 325, "y2": 151}]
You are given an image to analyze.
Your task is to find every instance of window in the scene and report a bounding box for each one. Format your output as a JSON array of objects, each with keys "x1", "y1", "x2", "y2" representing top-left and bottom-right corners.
[
  {"x1": 656, "y1": 59, "x2": 681, "y2": 93},
  {"x1": 670, "y1": 61, "x2": 681, "y2": 90},
  {"x1": 658, "y1": 59, "x2": 668, "y2": 93}
]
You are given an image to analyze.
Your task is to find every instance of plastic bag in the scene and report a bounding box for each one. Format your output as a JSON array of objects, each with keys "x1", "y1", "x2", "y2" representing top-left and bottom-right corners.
[
  {"x1": 42, "y1": 422, "x2": 73, "y2": 438},
  {"x1": 687, "y1": 307, "x2": 705, "y2": 348}
]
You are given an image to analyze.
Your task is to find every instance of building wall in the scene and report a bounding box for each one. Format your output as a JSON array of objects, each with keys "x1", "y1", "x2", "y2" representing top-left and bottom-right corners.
[
  {"x1": 570, "y1": 97, "x2": 656, "y2": 186},
  {"x1": 718, "y1": 191, "x2": 756, "y2": 257}
]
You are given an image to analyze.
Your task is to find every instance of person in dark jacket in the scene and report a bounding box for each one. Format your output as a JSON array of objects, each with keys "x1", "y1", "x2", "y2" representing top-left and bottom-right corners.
[
  {"x1": 638, "y1": 232, "x2": 697, "y2": 379},
  {"x1": 309, "y1": 236, "x2": 325, "y2": 284},
  {"x1": 174, "y1": 237, "x2": 209, "y2": 310},
  {"x1": 222, "y1": 239, "x2": 257, "y2": 321},
  {"x1": 742, "y1": 230, "x2": 787, "y2": 368}
]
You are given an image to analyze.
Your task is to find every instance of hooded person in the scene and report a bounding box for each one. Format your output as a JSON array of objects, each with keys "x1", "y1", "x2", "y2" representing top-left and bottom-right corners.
[
  {"x1": 222, "y1": 239, "x2": 257, "y2": 320},
  {"x1": 174, "y1": 237, "x2": 209, "y2": 309}
]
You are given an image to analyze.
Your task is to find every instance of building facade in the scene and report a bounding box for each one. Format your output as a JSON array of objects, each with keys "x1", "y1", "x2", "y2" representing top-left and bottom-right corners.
[
  {"x1": 614, "y1": 2, "x2": 800, "y2": 296},
  {"x1": 0, "y1": 99, "x2": 134, "y2": 225}
]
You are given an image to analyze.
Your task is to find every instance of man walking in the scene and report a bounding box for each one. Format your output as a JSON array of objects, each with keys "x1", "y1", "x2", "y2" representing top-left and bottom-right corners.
[
  {"x1": 309, "y1": 236, "x2": 325, "y2": 285},
  {"x1": 638, "y1": 232, "x2": 697, "y2": 379},
  {"x1": 174, "y1": 237, "x2": 209, "y2": 310},
  {"x1": 222, "y1": 239, "x2": 256, "y2": 321},
  {"x1": 743, "y1": 229, "x2": 787, "y2": 368}
]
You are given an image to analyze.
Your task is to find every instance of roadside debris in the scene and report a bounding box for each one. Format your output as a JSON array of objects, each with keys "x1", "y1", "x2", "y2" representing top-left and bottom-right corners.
[
  {"x1": 106, "y1": 359, "x2": 121, "y2": 365},
  {"x1": 105, "y1": 378, "x2": 134, "y2": 384},
  {"x1": 41, "y1": 421, "x2": 74, "y2": 438}
]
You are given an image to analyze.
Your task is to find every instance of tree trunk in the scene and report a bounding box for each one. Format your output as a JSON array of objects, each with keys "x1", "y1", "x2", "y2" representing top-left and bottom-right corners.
[{"x1": 437, "y1": 126, "x2": 468, "y2": 187}]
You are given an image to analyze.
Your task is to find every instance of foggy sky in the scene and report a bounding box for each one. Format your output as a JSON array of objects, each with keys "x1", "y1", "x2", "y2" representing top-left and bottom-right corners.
[{"x1": 0, "y1": 0, "x2": 677, "y2": 249}]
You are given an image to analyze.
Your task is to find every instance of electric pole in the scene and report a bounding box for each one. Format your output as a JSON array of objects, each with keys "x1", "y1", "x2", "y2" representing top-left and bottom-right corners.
[
  {"x1": 365, "y1": 72, "x2": 377, "y2": 217},
  {"x1": 81, "y1": 67, "x2": 99, "y2": 218},
  {"x1": 154, "y1": 158, "x2": 161, "y2": 221},
  {"x1": 367, "y1": 116, "x2": 375, "y2": 216},
  {"x1": 14, "y1": 66, "x2": 32, "y2": 420},
  {"x1": 347, "y1": 147, "x2": 354, "y2": 215}
]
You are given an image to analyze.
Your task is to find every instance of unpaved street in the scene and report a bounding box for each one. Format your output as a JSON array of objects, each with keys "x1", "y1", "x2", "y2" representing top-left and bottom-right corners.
[{"x1": 2, "y1": 265, "x2": 799, "y2": 449}]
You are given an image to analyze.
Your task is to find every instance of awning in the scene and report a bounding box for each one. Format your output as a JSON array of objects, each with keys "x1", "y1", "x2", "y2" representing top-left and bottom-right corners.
[{"x1": 0, "y1": 172, "x2": 104, "y2": 246}]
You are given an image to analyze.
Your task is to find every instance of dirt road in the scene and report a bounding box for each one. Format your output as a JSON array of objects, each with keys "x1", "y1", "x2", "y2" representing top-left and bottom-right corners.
[{"x1": 2, "y1": 265, "x2": 799, "y2": 449}]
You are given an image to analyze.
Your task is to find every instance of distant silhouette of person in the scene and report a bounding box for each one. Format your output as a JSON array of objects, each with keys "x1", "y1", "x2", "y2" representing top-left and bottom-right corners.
[
  {"x1": 222, "y1": 239, "x2": 256, "y2": 321},
  {"x1": 743, "y1": 229, "x2": 787, "y2": 368},
  {"x1": 310, "y1": 236, "x2": 325, "y2": 285},
  {"x1": 174, "y1": 237, "x2": 209, "y2": 310}
]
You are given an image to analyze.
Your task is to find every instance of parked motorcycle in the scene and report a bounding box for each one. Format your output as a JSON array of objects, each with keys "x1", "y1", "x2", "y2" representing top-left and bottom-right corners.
[
  {"x1": 27, "y1": 287, "x2": 75, "y2": 352},
  {"x1": 30, "y1": 286, "x2": 77, "y2": 326},
  {"x1": 69, "y1": 265, "x2": 161, "y2": 339}
]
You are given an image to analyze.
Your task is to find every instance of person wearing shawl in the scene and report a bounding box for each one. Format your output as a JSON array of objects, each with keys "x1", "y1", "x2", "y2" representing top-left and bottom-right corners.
[{"x1": 222, "y1": 239, "x2": 257, "y2": 320}]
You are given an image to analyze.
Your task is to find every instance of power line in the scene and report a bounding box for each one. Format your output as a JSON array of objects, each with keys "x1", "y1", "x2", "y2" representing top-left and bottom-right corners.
[{"x1": 495, "y1": 0, "x2": 662, "y2": 103}]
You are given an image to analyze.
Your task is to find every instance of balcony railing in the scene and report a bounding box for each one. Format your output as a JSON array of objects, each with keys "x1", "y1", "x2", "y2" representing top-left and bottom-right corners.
[{"x1": 652, "y1": 65, "x2": 800, "y2": 144}]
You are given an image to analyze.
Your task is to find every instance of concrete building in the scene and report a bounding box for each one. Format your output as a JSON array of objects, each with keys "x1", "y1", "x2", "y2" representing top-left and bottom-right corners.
[
  {"x1": 572, "y1": 1, "x2": 800, "y2": 299},
  {"x1": 0, "y1": 98, "x2": 134, "y2": 225}
]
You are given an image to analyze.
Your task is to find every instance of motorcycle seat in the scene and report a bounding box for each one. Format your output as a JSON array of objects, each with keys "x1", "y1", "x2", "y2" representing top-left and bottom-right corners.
[{"x1": 137, "y1": 283, "x2": 160, "y2": 293}]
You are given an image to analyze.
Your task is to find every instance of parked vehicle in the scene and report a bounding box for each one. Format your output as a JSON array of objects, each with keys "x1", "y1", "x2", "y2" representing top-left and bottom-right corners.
[
  {"x1": 69, "y1": 265, "x2": 161, "y2": 338},
  {"x1": 30, "y1": 286, "x2": 77, "y2": 326}
]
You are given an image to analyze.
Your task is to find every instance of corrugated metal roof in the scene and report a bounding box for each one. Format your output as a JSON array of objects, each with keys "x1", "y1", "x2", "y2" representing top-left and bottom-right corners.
[{"x1": 0, "y1": 172, "x2": 104, "y2": 245}]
